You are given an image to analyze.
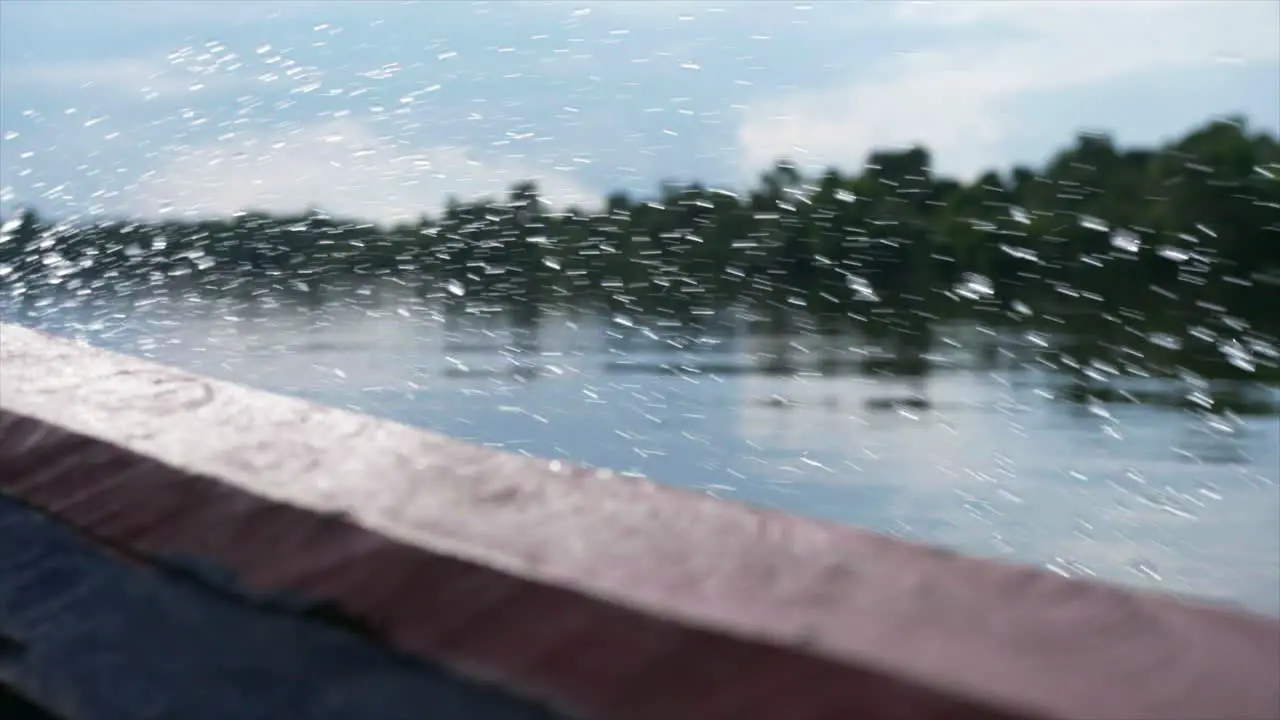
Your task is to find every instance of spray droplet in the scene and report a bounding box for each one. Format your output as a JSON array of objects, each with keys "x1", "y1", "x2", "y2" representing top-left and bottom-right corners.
[{"x1": 1110, "y1": 229, "x2": 1141, "y2": 253}]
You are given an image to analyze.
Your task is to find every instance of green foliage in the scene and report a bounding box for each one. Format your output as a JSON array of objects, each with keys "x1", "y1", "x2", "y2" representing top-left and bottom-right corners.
[{"x1": 2, "y1": 116, "x2": 1277, "y2": 329}]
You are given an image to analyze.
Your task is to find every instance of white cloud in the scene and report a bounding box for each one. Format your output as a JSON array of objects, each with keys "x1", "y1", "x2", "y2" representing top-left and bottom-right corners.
[
  {"x1": 0, "y1": 57, "x2": 247, "y2": 98},
  {"x1": 122, "y1": 117, "x2": 598, "y2": 224},
  {"x1": 1, "y1": 0, "x2": 327, "y2": 30},
  {"x1": 737, "y1": 0, "x2": 1280, "y2": 179},
  {"x1": 513, "y1": 1, "x2": 733, "y2": 18}
]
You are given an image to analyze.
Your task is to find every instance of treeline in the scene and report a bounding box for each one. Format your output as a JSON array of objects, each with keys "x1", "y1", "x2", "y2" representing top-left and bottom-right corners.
[{"x1": 2, "y1": 115, "x2": 1278, "y2": 329}]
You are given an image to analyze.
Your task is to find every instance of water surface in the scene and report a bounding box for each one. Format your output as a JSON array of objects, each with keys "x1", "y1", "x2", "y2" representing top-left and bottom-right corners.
[{"x1": 9, "y1": 291, "x2": 1279, "y2": 616}]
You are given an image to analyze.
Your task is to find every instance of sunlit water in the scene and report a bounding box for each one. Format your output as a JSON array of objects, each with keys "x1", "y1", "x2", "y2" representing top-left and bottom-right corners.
[{"x1": 7, "y1": 292, "x2": 1279, "y2": 617}]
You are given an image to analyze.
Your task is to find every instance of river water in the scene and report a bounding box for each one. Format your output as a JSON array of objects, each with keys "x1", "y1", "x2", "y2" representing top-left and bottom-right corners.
[{"x1": 7, "y1": 288, "x2": 1279, "y2": 616}]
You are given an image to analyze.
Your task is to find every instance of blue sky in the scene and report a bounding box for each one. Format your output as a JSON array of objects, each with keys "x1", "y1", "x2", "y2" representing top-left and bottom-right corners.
[{"x1": 2, "y1": 0, "x2": 1277, "y2": 224}]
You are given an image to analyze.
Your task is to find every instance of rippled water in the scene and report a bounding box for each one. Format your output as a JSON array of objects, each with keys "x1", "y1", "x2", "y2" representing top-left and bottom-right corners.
[{"x1": 8, "y1": 291, "x2": 1279, "y2": 616}]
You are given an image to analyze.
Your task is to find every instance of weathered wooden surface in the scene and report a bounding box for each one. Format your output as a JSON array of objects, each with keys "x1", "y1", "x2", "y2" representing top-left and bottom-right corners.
[{"x1": 2, "y1": 322, "x2": 1278, "y2": 720}]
